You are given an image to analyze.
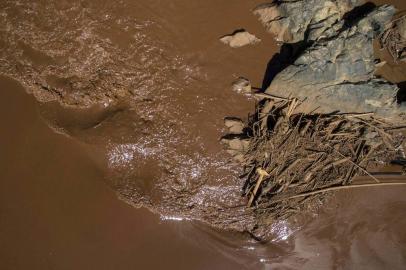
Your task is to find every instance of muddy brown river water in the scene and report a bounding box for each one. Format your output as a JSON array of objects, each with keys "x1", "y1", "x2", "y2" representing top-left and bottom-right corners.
[{"x1": 1, "y1": 0, "x2": 406, "y2": 269}]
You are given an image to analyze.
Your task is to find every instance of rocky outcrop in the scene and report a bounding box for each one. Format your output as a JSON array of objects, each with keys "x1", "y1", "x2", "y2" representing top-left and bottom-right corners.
[
  {"x1": 254, "y1": 0, "x2": 362, "y2": 43},
  {"x1": 264, "y1": 4, "x2": 405, "y2": 118}
]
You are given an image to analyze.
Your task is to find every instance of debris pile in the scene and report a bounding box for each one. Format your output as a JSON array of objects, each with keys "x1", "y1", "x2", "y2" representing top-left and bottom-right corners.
[
  {"x1": 223, "y1": 96, "x2": 405, "y2": 223},
  {"x1": 380, "y1": 15, "x2": 406, "y2": 62}
]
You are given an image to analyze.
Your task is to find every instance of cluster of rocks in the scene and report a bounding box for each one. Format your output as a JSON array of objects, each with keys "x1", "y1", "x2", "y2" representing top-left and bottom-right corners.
[
  {"x1": 223, "y1": 1, "x2": 406, "y2": 163},
  {"x1": 220, "y1": 1, "x2": 406, "y2": 234},
  {"x1": 221, "y1": 1, "x2": 406, "y2": 119},
  {"x1": 255, "y1": 1, "x2": 406, "y2": 120},
  {"x1": 221, "y1": 118, "x2": 249, "y2": 162}
]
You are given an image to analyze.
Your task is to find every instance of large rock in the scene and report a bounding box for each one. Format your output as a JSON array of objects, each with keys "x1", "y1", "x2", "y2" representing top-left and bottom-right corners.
[
  {"x1": 254, "y1": 0, "x2": 362, "y2": 43},
  {"x1": 265, "y1": 5, "x2": 405, "y2": 118}
]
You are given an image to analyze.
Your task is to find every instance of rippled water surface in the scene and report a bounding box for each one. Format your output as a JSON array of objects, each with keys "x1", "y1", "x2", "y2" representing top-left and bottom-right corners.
[{"x1": 1, "y1": 0, "x2": 406, "y2": 269}]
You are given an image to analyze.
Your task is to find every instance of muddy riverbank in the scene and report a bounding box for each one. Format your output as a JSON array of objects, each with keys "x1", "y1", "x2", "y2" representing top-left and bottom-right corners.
[{"x1": 1, "y1": 0, "x2": 406, "y2": 269}]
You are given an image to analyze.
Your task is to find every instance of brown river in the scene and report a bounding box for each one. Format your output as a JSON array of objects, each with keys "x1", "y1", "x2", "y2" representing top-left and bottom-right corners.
[{"x1": 1, "y1": 0, "x2": 406, "y2": 269}]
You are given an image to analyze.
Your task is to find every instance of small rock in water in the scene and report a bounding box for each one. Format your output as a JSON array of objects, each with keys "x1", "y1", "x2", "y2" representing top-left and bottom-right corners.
[
  {"x1": 224, "y1": 117, "x2": 245, "y2": 134},
  {"x1": 231, "y1": 77, "x2": 252, "y2": 94},
  {"x1": 221, "y1": 137, "x2": 250, "y2": 152},
  {"x1": 220, "y1": 30, "x2": 261, "y2": 48}
]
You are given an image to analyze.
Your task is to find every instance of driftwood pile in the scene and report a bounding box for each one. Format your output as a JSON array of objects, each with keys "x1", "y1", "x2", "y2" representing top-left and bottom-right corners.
[
  {"x1": 223, "y1": 95, "x2": 406, "y2": 221},
  {"x1": 380, "y1": 15, "x2": 406, "y2": 62}
]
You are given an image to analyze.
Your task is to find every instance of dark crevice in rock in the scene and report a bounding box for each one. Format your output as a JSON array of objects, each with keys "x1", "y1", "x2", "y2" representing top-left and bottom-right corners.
[
  {"x1": 397, "y1": 81, "x2": 406, "y2": 104},
  {"x1": 342, "y1": 2, "x2": 377, "y2": 28}
]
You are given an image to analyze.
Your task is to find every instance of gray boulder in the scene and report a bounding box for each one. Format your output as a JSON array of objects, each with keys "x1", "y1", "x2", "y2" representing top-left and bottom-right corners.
[
  {"x1": 265, "y1": 5, "x2": 405, "y2": 118},
  {"x1": 254, "y1": 0, "x2": 362, "y2": 43}
]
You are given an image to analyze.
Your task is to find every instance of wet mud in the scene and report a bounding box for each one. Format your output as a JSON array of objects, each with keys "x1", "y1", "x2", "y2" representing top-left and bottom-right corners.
[{"x1": 1, "y1": 0, "x2": 406, "y2": 269}]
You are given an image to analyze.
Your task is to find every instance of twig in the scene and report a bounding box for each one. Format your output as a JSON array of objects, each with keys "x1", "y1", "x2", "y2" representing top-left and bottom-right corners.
[
  {"x1": 385, "y1": 126, "x2": 406, "y2": 131},
  {"x1": 342, "y1": 112, "x2": 374, "y2": 118},
  {"x1": 358, "y1": 143, "x2": 382, "y2": 166},
  {"x1": 350, "y1": 117, "x2": 394, "y2": 145},
  {"x1": 255, "y1": 93, "x2": 294, "y2": 101},
  {"x1": 248, "y1": 168, "x2": 269, "y2": 207},
  {"x1": 344, "y1": 140, "x2": 365, "y2": 184},
  {"x1": 270, "y1": 182, "x2": 406, "y2": 203},
  {"x1": 330, "y1": 146, "x2": 381, "y2": 183}
]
